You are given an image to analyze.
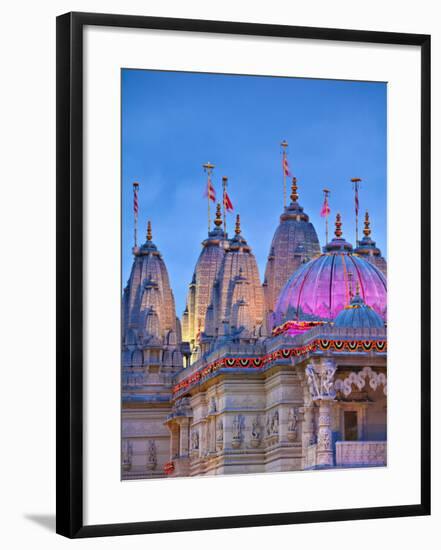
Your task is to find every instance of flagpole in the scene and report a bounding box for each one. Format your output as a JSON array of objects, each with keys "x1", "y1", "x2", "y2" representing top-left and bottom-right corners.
[
  {"x1": 222, "y1": 176, "x2": 228, "y2": 235},
  {"x1": 323, "y1": 188, "x2": 330, "y2": 245},
  {"x1": 351, "y1": 178, "x2": 362, "y2": 245},
  {"x1": 203, "y1": 162, "x2": 215, "y2": 234},
  {"x1": 133, "y1": 182, "x2": 139, "y2": 249},
  {"x1": 281, "y1": 140, "x2": 288, "y2": 209}
]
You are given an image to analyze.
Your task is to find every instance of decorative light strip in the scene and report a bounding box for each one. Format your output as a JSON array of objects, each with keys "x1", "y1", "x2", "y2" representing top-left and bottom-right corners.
[
  {"x1": 172, "y1": 339, "x2": 387, "y2": 396},
  {"x1": 272, "y1": 320, "x2": 326, "y2": 336}
]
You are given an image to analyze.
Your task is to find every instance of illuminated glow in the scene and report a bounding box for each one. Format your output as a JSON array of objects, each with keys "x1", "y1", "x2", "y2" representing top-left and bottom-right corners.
[{"x1": 275, "y1": 252, "x2": 387, "y2": 322}]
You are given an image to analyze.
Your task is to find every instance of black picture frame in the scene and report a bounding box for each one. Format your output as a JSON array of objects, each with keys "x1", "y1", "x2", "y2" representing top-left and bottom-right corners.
[{"x1": 56, "y1": 11, "x2": 431, "y2": 539}]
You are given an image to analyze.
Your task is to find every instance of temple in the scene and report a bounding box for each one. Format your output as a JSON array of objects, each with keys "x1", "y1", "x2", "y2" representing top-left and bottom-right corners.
[{"x1": 122, "y1": 157, "x2": 388, "y2": 479}]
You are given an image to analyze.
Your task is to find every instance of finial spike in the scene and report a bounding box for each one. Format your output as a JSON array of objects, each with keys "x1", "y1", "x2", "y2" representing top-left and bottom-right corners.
[
  {"x1": 363, "y1": 211, "x2": 371, "y2": 237},
  {"x1": 290, "y1": 177, "x2": 299, "y2": 202},
  {"x1": 235, "y1": 214, "x2": 241, "y2": 235},
  {"x1": 214, "y1": 203, "x2": 222, "y2": 227},
  {"x1": 335, "y1": 213, "x2": 343, "y2": 238},
  {"x1": 147, "y1": 220, "x2": 152, "y2": 242}
]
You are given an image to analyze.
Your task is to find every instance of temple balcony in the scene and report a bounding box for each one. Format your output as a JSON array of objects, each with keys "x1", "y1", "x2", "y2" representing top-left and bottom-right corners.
[{"x1": 266, "y1": 325, "x2": 387, "y2": 354}]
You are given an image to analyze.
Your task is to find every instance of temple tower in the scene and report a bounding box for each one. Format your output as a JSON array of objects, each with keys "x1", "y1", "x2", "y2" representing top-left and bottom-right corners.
[
  {"x1": 121, "y1": 221, "x2": 183, "y2": 479},
  {"x1": 203, "y1": 214, "x2": 265, "y2": 345},
  {"x1": 263, "y1": 177, "x2": 321, "y2": 329},
  {"x1": 182, "y1": 203, "x2": 227, "y2": 355}
]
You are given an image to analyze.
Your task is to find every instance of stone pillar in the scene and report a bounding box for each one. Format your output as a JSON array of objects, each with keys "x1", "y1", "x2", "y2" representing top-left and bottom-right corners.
[
  {"x1": 304, "y1": 357, "x2": 337, "y2": 468},
  {"x1": 169, "y1": 424, "x2": 179, "y2": 459},
  {"x1": 301, "y1": 382, "x2": 314, "y2": 447},
  {"x1": 316, "y1": 401, "x2": 333, "y2": 467},
  {"x1": 179, "y1": 417, "x2": 190, "y2": 458}
]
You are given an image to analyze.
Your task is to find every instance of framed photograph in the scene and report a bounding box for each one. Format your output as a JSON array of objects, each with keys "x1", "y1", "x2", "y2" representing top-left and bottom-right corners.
[{"x1": 56, "y1": 11, "x2": 431, "y2": 538}]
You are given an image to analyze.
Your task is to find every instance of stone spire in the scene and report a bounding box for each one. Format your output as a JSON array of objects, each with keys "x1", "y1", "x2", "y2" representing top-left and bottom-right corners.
[
  {"x1": 263, "y1": 175, "x2": 321, "y2": 330},
  {"x1": 122, "y1": 220, "x2": 180, "y2": 348},
  {"x1": 204, "y1": 215, "x2": 265, "y2": 343},
  {"x1": 182, "y1": 209, "x2": 227, "y2": 354},
  {"x1": 354, "y1": 211, "x2": 387, "y2": 276}
]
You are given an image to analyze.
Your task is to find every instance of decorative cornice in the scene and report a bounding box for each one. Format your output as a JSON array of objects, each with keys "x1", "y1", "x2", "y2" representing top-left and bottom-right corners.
[{"x1": 172, "y1": 338, "x2": 387, "y2": 397}]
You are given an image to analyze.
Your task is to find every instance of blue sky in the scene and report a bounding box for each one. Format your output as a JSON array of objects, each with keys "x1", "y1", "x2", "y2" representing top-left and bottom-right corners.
[{"x1": 122, "y1": 69, "x2": 387, "y2": 316}]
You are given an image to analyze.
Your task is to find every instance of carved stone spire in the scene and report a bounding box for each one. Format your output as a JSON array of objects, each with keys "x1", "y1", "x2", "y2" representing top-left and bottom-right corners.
[
  {"x1": 147, "y1": 220, "x2": 152, "y2": 242},
  {"x1": 263, "y1": 168, "x2": 320, "y2": 329}
]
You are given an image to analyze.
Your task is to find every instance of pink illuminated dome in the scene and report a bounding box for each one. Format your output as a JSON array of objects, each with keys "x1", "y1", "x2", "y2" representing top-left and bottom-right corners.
[{"x1": 274, "y1": 214, "x2": 387, "y2": 324}]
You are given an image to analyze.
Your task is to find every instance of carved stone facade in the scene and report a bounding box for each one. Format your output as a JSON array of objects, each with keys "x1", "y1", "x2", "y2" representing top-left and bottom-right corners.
[{"x1": 163, "y1": 348, "x2": 386, "y2": 477}]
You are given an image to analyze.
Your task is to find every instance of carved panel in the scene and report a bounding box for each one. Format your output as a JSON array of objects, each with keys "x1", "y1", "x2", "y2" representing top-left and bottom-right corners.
[
  {"x1": 334, "y1": 367, "x2": 387, "y2": 397},
  {"x1": 335, "y1": 441, "x2": 386, "y2": 466}
]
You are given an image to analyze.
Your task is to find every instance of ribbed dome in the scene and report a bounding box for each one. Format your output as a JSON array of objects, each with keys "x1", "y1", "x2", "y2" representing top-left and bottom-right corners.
[
  {"x1": 334, "y1": 293, "x2": 385, "y2": 329},
  {"x1": 263, "y1": 178, "x2": 321, "y2": 319},
  {"x1": 274, "y1": 215, "x2": 387, "y2": 323},
  {"x1": 182, "y1": 204, "x2": 226, "y2": 347}
]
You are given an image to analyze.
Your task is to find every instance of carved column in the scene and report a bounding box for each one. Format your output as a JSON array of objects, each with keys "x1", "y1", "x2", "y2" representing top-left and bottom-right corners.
[
  {"x1": 300, "y1": 381, "x2": 314, "y2": 468},
  {"x1": 169, "y1": 424, "x2": 179, "y2": 459},
  {"x1": 305, "y1": 357, "x2": 337, "y2": 468},
  {"x1": 316, "y1": 401, "x2": 333, "y2": 467},
  {"x1": 178, "y1": 417, "x2": 190, "y2": 458}
]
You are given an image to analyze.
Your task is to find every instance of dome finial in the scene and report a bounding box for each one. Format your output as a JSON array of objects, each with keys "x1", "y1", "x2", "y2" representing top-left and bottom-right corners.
[
  {"x1": 147, "y1": 220, "x2": 152, "y2": 242},
  {"x1": 363, "y1": 211, "x2": 371, "y2": 237},
  {"x1": 335, "y1": 213, "x2": 343, "y2": 238},
  {"x1": 290, "y1": 177, "x2": 299, "y2": 202},
  {"x1": 235, "y1": 214, "x2": 241, "y2": 235},
  {"x1": 214, "y1": 203, "x2": 222, "y2": 227}
]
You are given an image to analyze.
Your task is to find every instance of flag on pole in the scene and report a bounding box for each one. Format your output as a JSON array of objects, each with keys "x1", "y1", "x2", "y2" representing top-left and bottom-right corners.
[
  {"x1": 133, "y1": 185, "x2": 139, "y2": 215},
  {"x1": 320, "y1": 195, "x2": 331, "y2": 217},
  {"x1": 223, "y1": 191, "x2": 234, "y2": 212},
  {"x1": 204, "y1": 178, "x2": 216, "y2": 202},
  {"x1": 282, "y1": 156, "x2": 291, "y2": 177},
  {"x1": 355, "y1": 189, "x2": 359, "y2": 215}
]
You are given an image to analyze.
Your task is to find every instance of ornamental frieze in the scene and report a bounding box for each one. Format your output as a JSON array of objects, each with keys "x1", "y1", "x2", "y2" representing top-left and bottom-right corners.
[
  {"x1": 172, "y1": 338, "x2": 387, "y2": 397},
  {"x1": 334, "y1": 366, "x2": 387, "y2": 397}
]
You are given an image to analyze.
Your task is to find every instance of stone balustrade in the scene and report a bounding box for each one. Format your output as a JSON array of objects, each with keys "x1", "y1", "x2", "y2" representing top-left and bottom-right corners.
[{"x1": 335, "y1": 441, "x2": 387, "y2": 467}]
